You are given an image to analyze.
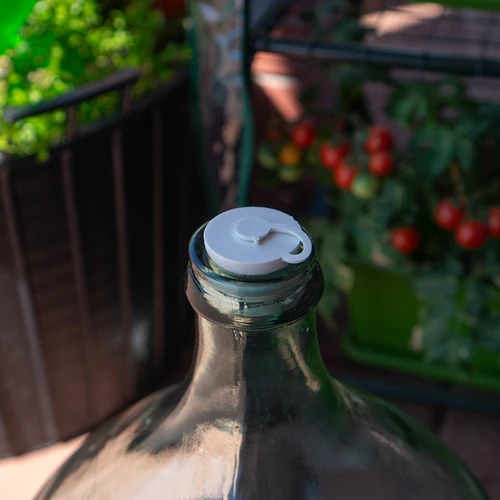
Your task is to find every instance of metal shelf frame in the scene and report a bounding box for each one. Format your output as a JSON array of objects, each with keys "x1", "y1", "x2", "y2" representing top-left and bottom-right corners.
[{"x1": 250, "y1": 0, "x2": 500, "y2": 77}]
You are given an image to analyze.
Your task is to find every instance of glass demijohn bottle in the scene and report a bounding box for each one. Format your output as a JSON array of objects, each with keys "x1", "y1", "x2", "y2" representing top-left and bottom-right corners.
[{"x1": 35, "y1": 207, "x2": 488, "y2": 499}]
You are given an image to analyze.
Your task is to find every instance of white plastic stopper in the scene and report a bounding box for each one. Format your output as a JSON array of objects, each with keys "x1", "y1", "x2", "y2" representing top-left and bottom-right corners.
[{"x1": 203, "y1": 207, "x2": 312, "y2": 276}]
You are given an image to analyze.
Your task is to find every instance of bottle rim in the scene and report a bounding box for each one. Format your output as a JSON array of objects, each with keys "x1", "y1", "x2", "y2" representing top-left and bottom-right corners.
[{"x1": 185, "y1": 224, "x2": 324, "y2": 329}]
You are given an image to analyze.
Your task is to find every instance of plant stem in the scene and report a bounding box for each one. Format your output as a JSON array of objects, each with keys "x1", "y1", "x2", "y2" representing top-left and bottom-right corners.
[{"x1": 450, "y1": 162, "x2": 469, "y2": 212}]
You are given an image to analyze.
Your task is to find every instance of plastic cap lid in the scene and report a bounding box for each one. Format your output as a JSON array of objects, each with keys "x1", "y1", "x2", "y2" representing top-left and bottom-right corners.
[{"x1": 204, "y1": 207, "x2": 312, "y2": 276}]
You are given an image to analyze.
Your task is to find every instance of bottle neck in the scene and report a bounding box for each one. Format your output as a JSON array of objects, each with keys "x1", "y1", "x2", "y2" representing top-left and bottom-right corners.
[
  {"x1": 185, "y1": 310, "x2": 334, "y2": 426},
  {"x1": 183, "y1": 227, "x2": 336, "y2": 423}
]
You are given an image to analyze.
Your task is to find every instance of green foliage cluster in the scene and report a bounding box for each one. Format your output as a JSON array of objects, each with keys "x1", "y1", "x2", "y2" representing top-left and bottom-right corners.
[
  {"x1": 310, "y1": 74, "x2": 500, "y2": 366},
  {"x1": 0, "y1": 0, "x2": 190, "y2": 160},
  {"x1": 258, "y1": 64, "x2": 500, "y2": 366}
]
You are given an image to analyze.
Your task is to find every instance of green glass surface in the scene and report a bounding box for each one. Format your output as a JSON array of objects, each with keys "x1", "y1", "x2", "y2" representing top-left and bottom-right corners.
[{"x1": 34, "y1": 224, "x2": 488, "y2": 499}]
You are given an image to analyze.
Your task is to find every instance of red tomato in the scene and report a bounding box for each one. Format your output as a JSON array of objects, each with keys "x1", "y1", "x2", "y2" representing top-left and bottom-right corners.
[
  {"x1": 455, "y1": 221, "x2": 488, "y2": 250},
  {"x1": 291, "y1": 120, "x2": 316, "y2": 148},
  {"x1": 319, "y1": 142, "x2": 350, "y2": 171},
  {"x1": 369, "y1": 151, "x2": 393, "y2": 177},
  {"x1": 488, "y1": 207, "x2": 500, "y2": 238},
  {"x1": 434, "y1": 200, "x2": 464, "y2": 231},
  {"x1": 333, "y1": 162, "x2": 357, "y2": 190},
  {"x1": 390, "y1": 227, "x2": 420, "y2": 254},
  {"x1": 154, "y1": 0, "x2": 185, "y2": 19},
  {"x1": 266, "y1": 121, "x2": 285, "y2": 142},
  {"x1": 365, "y1": 126, "x2": 394, "y2": 154}
]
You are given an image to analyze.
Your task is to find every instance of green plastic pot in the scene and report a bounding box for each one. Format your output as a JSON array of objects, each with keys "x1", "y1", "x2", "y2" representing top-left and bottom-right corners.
[
  {"x1": 410, "y1": 0, "x2": 500, "y2": 11},
  {"x1": 342, "y1": 261, "x2": 500, "y2": 392},
  {"x1": 0, "y1": 0, "x2": 36, "y2": 54}
]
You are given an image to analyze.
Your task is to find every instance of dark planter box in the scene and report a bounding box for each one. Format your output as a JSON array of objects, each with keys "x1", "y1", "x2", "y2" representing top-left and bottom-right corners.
[
  {"x1": 342, "y1": 262, "x2": 500, "y2": 393},
  {"x1": 0, "y1": 70, "x2": 204, "y2": 456}
]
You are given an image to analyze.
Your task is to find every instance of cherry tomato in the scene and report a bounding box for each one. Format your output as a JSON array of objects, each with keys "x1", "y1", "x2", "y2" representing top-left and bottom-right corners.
[
  {"x1": 291, "y1": 120, "x2": 316, "y2": 148},
  {"x1": 434, "y1": 200, "x2": 464, "y2": 231},
  {"x1": 369, "y1": 151, "x2": 394, "y2": 177},
  {"x1": 352, "y1": 175, "x2": 378, "y2": 199},
  {"x1": 278, "y1": 165, "x2": 301, "y2": 183},
  {"x1": 333, "y1": 162, "x2": 357, "y2": 190},
  {"x1": 266, "y1": 121, "x2": 285, "y2": 142},
  {"x1": 390, "y1": 227, "x2": 420, "y2": 254},
  {"x1": 257, "y1": 144, "x2": 278, "y2": 170},
  {"x1": 488, "y1": 207, "x2": 500, "y2": 238},
  {"x1": 319, "y1": 141, "x2": 350, "y2": 171},
  {"x1": 279, "y1": 143, "x2": 301, "y2": 166},
  {"x1": 154, "y1": 0, "x2": 185, "y2": 19},
  {"x1": 455, "y1": 221, "x2": 488, "y2": 250},
  {"x1": 365, "y1": 126, "x2": 394, "y2": 154}
]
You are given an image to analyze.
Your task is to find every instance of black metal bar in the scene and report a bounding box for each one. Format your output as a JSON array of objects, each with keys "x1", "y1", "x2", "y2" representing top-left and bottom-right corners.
[
  {"x1": 2, "y1": 71, "x2": 188, "y2": 169},
  {"x1": 479, "y1": 14, "x2": 500, "y2": 75},
  {"x1": 112, "y1": 85, "x2": 135, "y2": 401},
  {"x1": 5, "y1": 68, "x2": 141, "y2": 123},
  {"x1": 335, "y1": 373, "x2": 500, "y2": 416},
  {"x1": 0, "y1": 167, "x2": 58, "y2": 442},
  {"x1": 252, "y1": 37, "x2": 500, "y2": 77},
  {"x1": 60, "y1": 104, "x2": 96, "y2": 423},
  {"x1": 152, "y1": 109, "x2": 165, "y2": 374},
  {"x1": 251, "y1": 0, "x2": 291, "y2": 40}
]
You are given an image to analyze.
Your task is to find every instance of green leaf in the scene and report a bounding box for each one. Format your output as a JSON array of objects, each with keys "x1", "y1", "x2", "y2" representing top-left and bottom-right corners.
[
  {"x1": 350, "y1": 215, "x2": 382, "y2": 260},
  {"x1": 411, "y1": 126, "x2": 438, "y2": 149},
  {"x1": 0, "y1": 0, "x2": 185, "y2": 159},
  {"x1": 387, "y1": 83, "x2": 437, "y2": 126},
  {"x1": 456, "y1": 113, "x2": 492, "y2": 142},
  {"x1": 413, "y1": 272, "x2": 479, "y2": 366},
  {"x1": 411, "y1": 126, "x2": 456, "y2": 182},
  {"x1": 373, "y1": 178, "x2": 407, "y2": 226},
  {"x1": 456, "y1": 138, "x2": 474, "y2": 171},
  {"x1": 414, "y1": 273, "x2": 458, "y2": 300},
  {"x1": 438, "y1": 77, "x2": 468, "y2": 108}
]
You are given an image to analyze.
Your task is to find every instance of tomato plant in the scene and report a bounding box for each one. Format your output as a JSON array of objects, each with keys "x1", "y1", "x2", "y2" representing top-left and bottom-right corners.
[{"x1": 253, "y1": 69, "x2": 500, "y2": 369}]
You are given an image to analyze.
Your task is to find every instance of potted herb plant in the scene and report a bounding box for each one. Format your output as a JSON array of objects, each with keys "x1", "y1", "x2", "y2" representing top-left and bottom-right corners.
[
  {"x1": 0, "y1": 0, "x2": 189, "y2": 160},
  {"x1": 0, "y1": 0, "x2": 197, "y2": 457}
]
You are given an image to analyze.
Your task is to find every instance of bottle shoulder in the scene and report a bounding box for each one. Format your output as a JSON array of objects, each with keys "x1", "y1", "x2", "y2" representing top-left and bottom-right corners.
[{"x1": 36, "y1": 380, "x2": 487, "y2": 500}]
